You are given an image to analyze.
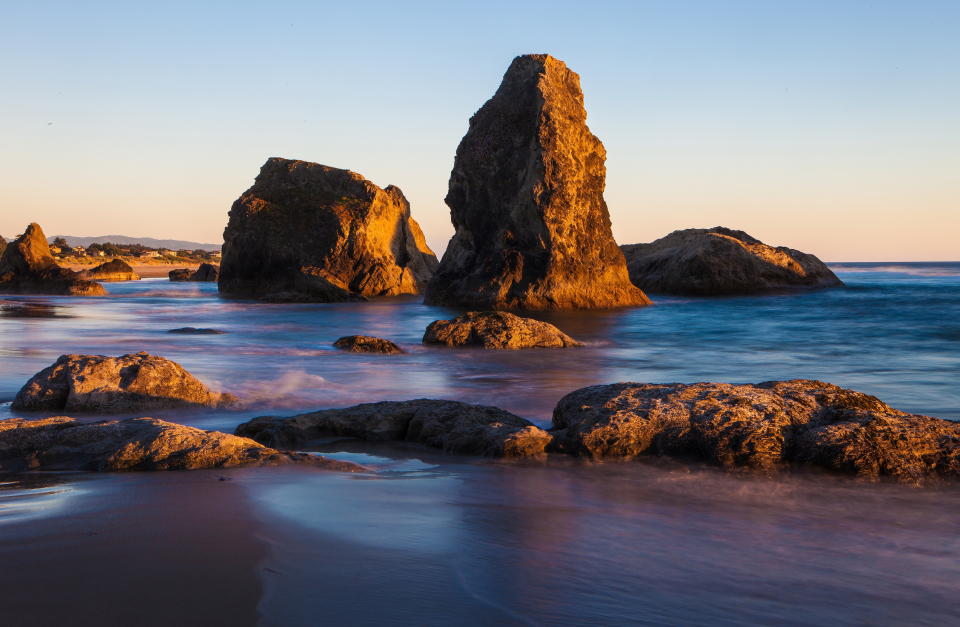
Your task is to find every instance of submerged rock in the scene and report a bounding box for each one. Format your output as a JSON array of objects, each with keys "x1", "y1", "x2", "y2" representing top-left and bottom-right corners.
[
  {"x1": 219, "y1": 158, "x2": 438, "y2": 302},
  {"x1": 13, "y1": 352, "x2": 236, "y2": 413},
  {"x1": 78, "y1": 258, "x2": 141, "y2": 281},
  {"x1": 237, "y1": 399, "x2": 551, "y2": 458},
  {"x1": 167, "y1": 327, "x2": 226, "y2": 335},
  {"x1": 333, "y1": 335, "x2": 404, "y2": 354},
  {"x1": 620, "y1": 227, "x2": 843, "y2": 295},
  {"x1": 169, "y1": 268, "x2": 193, "y2": 281},
  {"x1": 425, "y1": 54, "x2": 649, "y2": 310},
  {"x1": 550, "y1": 380, "x2": 960, "y2": 482},
  {"x1": 0, "y1": 416, "x2": 364, "y2": 472},
  {"x1": 0, "y1": 223, "x2": 106, "y2": 296},
  {"x1": 423, "y1": 311, "x2": 581, "y2": 349}
]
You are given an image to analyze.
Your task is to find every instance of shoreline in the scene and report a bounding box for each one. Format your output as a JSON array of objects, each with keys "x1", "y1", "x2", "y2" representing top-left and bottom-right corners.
[{"x1": 65, "y1": 263, "x2": 201, "y2": 278}]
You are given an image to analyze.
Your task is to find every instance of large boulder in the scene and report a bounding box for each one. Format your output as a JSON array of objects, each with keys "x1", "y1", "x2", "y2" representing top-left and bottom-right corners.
[
  {"x1": 0, "y1": 223, "x2": 106, "y2": 296},
  {"x1": 333, "y1": 335, "x2": 404, "y2": 354},
  {"x1": 425, "y1": 54, "x2": 650, "y2": 310},
  {"x1": 621, "y1": 227, "x2": 844, "y2": 295},
  {"x1": 78, "y1": 258, "x2": 140, "y2": 281},
  {"x1": 169, "y1": 268, "x2": 192, "y2": 281},
  {"x1": 550, "y1": 380, "x2": 960, "y2": 482},
  {"x1": 190, "y1": 262, "x2": 219, "y2": 281},
  {"x1": 13, "y1": 352, "x2": 236, "y2": 413},
  {"x1": 219, "y1": 158, "x2": 438, "y2": 301},
  {"x1": 0, "y1": 416, "x2": 364, "y2": 472},
  {"x1": 423, "y1": 311, "x2": 581, "y2": 349},
  {"x1": 237, "y1": 399, "x2": 551, "y2": 458}
]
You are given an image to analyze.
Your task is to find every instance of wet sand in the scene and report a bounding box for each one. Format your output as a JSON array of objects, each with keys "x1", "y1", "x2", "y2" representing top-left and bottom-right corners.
[{"x1": 0, "y1": 471, "x2": 264, "y2": 627}]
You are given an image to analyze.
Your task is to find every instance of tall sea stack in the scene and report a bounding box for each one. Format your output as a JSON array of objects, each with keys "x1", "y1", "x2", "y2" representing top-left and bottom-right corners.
[
  {"x1": 219, "y1": 158, "x2": 438, "y2": 301},
  {"x1": 425, "y1": 54, "x2": 650, "y2": 310},
  {"x1": 0, "y1": 223, "x2": 105, "y2": 296}
]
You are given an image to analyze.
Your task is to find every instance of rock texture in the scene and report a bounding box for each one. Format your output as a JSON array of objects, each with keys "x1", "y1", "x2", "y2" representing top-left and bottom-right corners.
[
  {"x1": 423, "y1": 311, "x2": 581, "y2": 349},
  {"x1": 621, "y1": 227, "x2": 844, "y2": 296},
  {"x1": 169, "y1": 268, "x2": 193, "y2": 281},
  {"x1": 237, "y1": 399, "x2": 551, "y2": 458},
  {"x1": 0, "y1": 416, "x2": 364, "y2": 472},
  {"x1": 424, "y1": 54, "x2": 649, "y2": 310},
  {"x1": 333, "y1": 335, "x2": 404, "y2": 354},
  {"x1": 191, "y1": 263, "x2": 219, "y2": 281},
  {"x1": 0, "y1": 224, "x2": 106, "y2": 296},
  {"x1": 13, "y1": 352, "x2": 236, "y2": 413},
  {"x1": 78, "y1": 258, "x2": 140, "y2": 281},
  {"x1": 219, "y1": 158, "x2": 438, "y2": 301},
  {"x1": 550, "y1": 380, "x2": 960, "y2": 482}
]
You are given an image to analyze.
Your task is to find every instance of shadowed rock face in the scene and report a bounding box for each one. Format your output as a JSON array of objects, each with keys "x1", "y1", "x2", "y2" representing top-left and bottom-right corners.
[
  {"x1": 423, "y1": 311, "x2": 581, "y2": 349},
  {"x1": 79, "y1": 258, "x2": 140, "y2": 281},
  {"x1": 169, "y1": 268, "x2": 192, "y2": 281},
  {"x1": 13, "y1": 352, "x2": 236, "y2": 413},
  {"x1": 333, "y1": 335, "x2": 404, "y2": 354},
  {"x1": 0, "y1": 223, "x2": 106, "y2": 296},
  {"x1": 219, "y1": 158, "x2": 438, "y2": 302},
  {"x1": 191, "y1": 262, "x2": 219, "y2": 281},
  {"x1": 621, "y1": 227, "x2": 844, "y2": 296},
  {"x1": 550, "y1": 380, "x2": 960, "y2": 483},
  {"x1": 237, "y1": 399, "x2": 551, "y2": 458},
  {"x1": 0, "y1": 417, "x2": 364, "y2": 472},
  {"x1": 425, "y1": 54, "x2": 650, "y2": 310}
]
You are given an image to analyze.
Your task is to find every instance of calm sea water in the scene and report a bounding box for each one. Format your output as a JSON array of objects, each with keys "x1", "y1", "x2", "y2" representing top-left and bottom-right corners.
[{"x1": 1, "y1": 262, "x2": 959, "y2": 625}]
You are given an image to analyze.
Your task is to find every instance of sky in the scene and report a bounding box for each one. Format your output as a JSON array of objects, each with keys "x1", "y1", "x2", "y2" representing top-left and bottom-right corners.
[{"x1": 1, "y1": 1, "x2": 957, "y2": 261}]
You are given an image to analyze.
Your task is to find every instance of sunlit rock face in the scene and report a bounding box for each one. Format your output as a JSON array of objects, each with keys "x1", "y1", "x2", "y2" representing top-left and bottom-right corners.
[
  {"x1": 425, "y1": 54, "x2": 650, "y2": 310},
  {"x1": 0, "y1": 417, "x2": 364, "y2": 472},
  {"x1": 219, "y1": 158, "x2": 438, "y2": 301},
  {"x1": 423, "y1": 311, "x2": 581, "y2": 349},
  {"x1": 621, "y1": 227, "x2": 843, "y2": 295},
  {"x1": 0, "y1": 223, "x2": 106, "y2": 296},
  {"x1": 550, "y1": 379, "x2": 960, "y2": 483},
  {"x1": 78, "y1": 258, "x2": 140, "y2": 281}
]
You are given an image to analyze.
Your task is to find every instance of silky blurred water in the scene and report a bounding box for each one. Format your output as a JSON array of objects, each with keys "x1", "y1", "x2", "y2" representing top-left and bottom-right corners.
[{"x1": 1, "y1": 263, "x2": 959, "y2": 626}]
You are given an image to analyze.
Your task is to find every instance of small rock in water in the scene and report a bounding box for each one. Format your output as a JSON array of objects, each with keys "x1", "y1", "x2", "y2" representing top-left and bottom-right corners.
[
  {"x1": 168, "y1": 327, "x2": 227, "y2": 335},
  {"x1": 169, "y1": 268, "x2": 193, "y2": 282},
  {"x1": 423, "y1": 311, "x2": 581, "y2": 349},
  {"x1": 77, "y1": 258, "x2": 140, "y2": 282},
  {"x1": 333, "y1": 335, "x2": 404, "y2": 354}
]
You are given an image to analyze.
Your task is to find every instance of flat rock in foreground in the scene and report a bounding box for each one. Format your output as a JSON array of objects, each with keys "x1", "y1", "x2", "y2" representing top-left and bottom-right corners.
[
  {"x1": 423, "y1": 311, "x2": 581, "y2": 349},
  {"x1": 333, "y1": 335, "x2": 404, "y2": 354},
  {"x1": 237, "y1": 399, "x2": 551, "y2": 458},
  {"x1": 425, "y1": 54, "x2": 649, "y2": 310},
  {"x1": 78, "y1": 258, "x2": 140, "y2": 282},
  {"x1": 621, "y1": 227, "x2": 843, "y2": 295},
  {"x1": 0, "y1": 223, "x2": 106, "y2": 296},
  {"x1": 550, "y1": 379, "x2": 960, "y2": 482},
  {"x1": 219, "y1": 158, "x2": 438, "y2": 301},
  {"x1": 0, "y1": 416, "x2": 363, "y2": 472},
  {"x1": 13, "y1": 352, "x2": 236, "y2": 413}
]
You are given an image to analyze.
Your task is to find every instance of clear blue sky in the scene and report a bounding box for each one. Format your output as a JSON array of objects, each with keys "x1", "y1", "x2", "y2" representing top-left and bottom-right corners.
[{"x1": 2, "y1": 1, "x2": 957, "y2": 260}]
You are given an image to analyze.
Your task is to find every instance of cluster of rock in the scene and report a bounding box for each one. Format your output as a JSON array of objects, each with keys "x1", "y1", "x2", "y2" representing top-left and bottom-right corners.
[
  {"x1": 334, "y1": 335, "x2": 404, "y2": 354},
  {"x1": 621, "y1": 227, "x2": 843, "y2": 295},
  {"x1": 0, "y1": 416, "x2": 363, "y2": 472},
  {"x1": 423, "y1": 311, "x2": 581, "y2": 349},
  {"x1": 170, "y1": 263, "x2": 219, "y2": 282},
  {"x1": 237, "y1": 399, "x2": 552, "y2": 458},
  {"x1": 0, "y1": 223, "x2": 105, "y2": 296},
  {"x1": 13, "y1": 352, "x2": 235, "y2": 413},
  {"x1": 78, "y1": 258, "x2": 140, "y2": 281},
  {"x1": 218, "y1": 158, "x2": 438, "y2": 301}
]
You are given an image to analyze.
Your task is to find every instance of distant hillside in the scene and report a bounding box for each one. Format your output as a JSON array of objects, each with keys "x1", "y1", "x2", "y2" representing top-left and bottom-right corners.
[{"x1": 47, "y1": 235, "x2": 221, "y2": 251}]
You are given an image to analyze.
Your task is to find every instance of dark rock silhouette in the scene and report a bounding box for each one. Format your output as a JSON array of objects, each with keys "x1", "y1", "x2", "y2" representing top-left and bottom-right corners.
[
  {"x1": 621, "y1": 227, "x2": 843, "y2": 295},
  {"x1": 219, "y1": 158, "x2": 438, "y2": 301},
  {"x1": 423, "y1": 311, "x2": 581, "y2": 349},
  {"x1": 0, "y1": 417, "x2": 364, "y2": 472},
  {"x1": 425, "y1": 54, "x2": 649, "y2": 310},
  {"x1": 0, "y1": 223, "x2": 106, "y2": 296},
  {"x1": 169, "y1": 268, "x2": 192, "y2": 281},
  {"x1": 190, "y1": 263, "x2": 219, "y2": 281},
  {"x1": 167, "y1": 327, "x2": 226, "y2": 335},
  {"x1": 237, "y1": 399, "x2": 551, "y2": 458},
  {"x1": 78, "y1": 258, "x2": 140, "y2": 281},
  {"x1": 550, "y1": 379, "x2": 960, "y2": 482},
  {"x1": 333, "y1": 335, "x2": 404, "y2": 354},
  {"x1": 13, "y1": 352, "x2": 236, "y2": 413}
]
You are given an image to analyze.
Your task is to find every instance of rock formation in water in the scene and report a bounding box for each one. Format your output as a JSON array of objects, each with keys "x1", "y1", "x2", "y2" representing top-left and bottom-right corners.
[
  {"x1": 13, "y1": 352, "x2": 236, "y2": 413},
  {"x1": 237, "y1": 399, "x2": 551, "y2": 458},
  {"x1": 169, "y1": 268, "x2": 193, "y2": 281},
  {"x1": 620, "y1": 227, "x2": 844, "y2": 295},
  {"x1": 79, "y1": 258, "x2": 140, "y2": 281},
  {"x1": 424, "y1": 54, "x2": 649, "y2": 310},
  {"x1": 0, "y1": 416, "x2": 364, "y2": 472},
  {"x1": 333, "y1": 335, "x2": 404, "y2": 354},
  {"x1": 219, "y1": 158, "x2": 438, "y2": 302},
  {"x1": 190, "y1": 262, "x2": 219, "y2": 281},
  {"x1": 423, "y1": 311, "x2": 581, "y2": 349},
  {"x1": 167, "y1": 327, "x2": 226, "y2": 335},
  {"x1": 0, "y1": 223, "x2": 106, "y2": 296},
  {"x1": 550, "y1": 380, "x2": 960, "y2": 482}
]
